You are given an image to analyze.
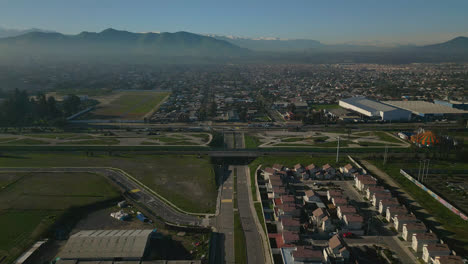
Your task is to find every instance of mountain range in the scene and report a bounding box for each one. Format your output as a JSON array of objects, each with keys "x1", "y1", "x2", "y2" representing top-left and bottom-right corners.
[{"x1": 0, "y1": 27, "x2": 467, "y2": 64}]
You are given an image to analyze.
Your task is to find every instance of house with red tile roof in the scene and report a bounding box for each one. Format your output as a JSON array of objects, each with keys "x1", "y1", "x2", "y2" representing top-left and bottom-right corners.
[
  {"x1": 291, "y1": 246, "x2": 324, "y2": 263},
  {"x1": 282, "y1": 231, "x2": 300, "y2": 244},
  {"x1": 386, "y1": 205, "x2": 408, "y2": 222},
  {"x1": 423, "y1": 244, "x2": 451, "y2": 263},
  {"x1": 323, "y1": 235, "x2": 350, "y2": 263},
  {"x1": 280, "y1": 217, "x2": 301, "y2": 232},
  {"x1": 343, "y1": 214, "x2": 364, "y2": 231},
  {"x1": 332, "y1": 197, "x2": 348, "y2": 207},
  {"x1": 365, "y1": 186, "x2": 387, "y2": 200},
  {"x1": 402, "y1": 222, "x2": 426, "y2": 241},
  {"x1": 412, "y1": 233, "x2": 439, "y2": 252},
  {"x1": 273, "y1": 164, "x2": 284, "y2": 171},
  {"x1": 372, "y1": 191, "x2": 392, "y2": 208},
  {"x1": 393, "y1": 214, "x2": 419, "y2": 232},
  {"x1": 327, "y1": 190, "x2": 343, "y2": 202},
  {"x1": 378, "y1": 198, "x2": 400, "y2": 214},
  {"x1": 337, "y1": 205, "x2": 357, "y2": 220},
  {"x1": 433, "y1": 255, "x2": 464, "y2": 264}
]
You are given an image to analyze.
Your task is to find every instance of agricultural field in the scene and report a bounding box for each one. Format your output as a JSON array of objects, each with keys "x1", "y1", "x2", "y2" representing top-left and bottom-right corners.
[
  {"x1": 0, "y1": 172, "x2": 120, "y2": 263},
  {"x1": 251, "y1": 130, "x2": 408, "y2": 148},
  {"x1": 0, "y1": 153, "x2": 218, "y2": 214},
  {"x1": 84, "y1": 91, "x2": 170, "y2": 120}
]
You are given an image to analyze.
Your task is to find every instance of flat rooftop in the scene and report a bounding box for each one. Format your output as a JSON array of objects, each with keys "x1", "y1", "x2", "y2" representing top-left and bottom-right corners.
[
  {"x1": 59, "y1": 230, "x2": 153, "y2": 260},
  {"x1": 383, "y1": 101, "x2": 468, "y2": 115},
  {"x1": 340, "y1": 97, "x2": 398, "y2": 113}
]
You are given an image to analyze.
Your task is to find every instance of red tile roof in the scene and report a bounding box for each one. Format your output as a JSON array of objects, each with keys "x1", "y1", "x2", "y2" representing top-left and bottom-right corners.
[
  {"x1": 283, "y1": 231, "x2": 300, "y2": 243},
  {"x1": 425, "y1": 243, "x2": 450, "y2": 252},
  {"x1": 292, "y1": 246, "x2": 323, "y2": 260}
]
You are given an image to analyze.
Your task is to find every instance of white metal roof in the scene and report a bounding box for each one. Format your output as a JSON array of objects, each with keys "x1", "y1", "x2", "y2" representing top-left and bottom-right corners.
[
  {"x1": 340, "y1": 97, "x2": 398, "y2": 113},
  {"x1": 383, "y1": 101, "x2": 468, "y2": 115},
  {"x1": 59, "y1": 230, "x2": 153, "y2": 260}
]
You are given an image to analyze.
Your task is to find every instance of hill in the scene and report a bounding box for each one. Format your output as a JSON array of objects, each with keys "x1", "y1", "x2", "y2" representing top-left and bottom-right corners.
[
  {"x1": 421, "y1": 36, "x2": 468, "y2": 52},
  {"x1": 211, "y1": 35, "x2": 324, "y2": 52},
  {"x1": 0, "y1": 28, "x2": 249, "y2": 61}
]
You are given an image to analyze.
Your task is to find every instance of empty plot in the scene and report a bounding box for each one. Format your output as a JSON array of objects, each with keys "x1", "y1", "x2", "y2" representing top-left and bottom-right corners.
[{"x1": 89, "y1": 91, "x2": 169, "y2": 120}]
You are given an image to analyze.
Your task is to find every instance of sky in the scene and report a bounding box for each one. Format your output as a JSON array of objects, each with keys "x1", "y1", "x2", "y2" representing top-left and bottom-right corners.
[{"x1": 0, "y1": 0, "x2": 467, "y2": 45}]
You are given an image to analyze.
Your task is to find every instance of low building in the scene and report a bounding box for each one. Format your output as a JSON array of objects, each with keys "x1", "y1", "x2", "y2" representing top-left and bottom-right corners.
[
  {"x1": 365, "y1": 186, "x2": 387, "y2": 200},
  {"x1": 340, "y1": 96, "x2": 412, "y2": 121},
  {"x1": 320, "y1": 216, "x2": 334, "y2": 232},
  {"x1": 310, "y1": 208, "x2": 327, "y2": 225},
  {"x1": 372, "y1": 192, "x2": 392, "y2": 208},
  {"x1": 332, "y1": 197, "x2": 348, "y2": 207},
  {"x1": 386, "y1": 206, "x2": 408, "y2": 222},
  {"x1": 394, "y1": 214, "x2": 419, "y2": 232},
  {"x1": 340, "y1": 164, "x2": 356, "y2": 174},
  {"x1": 378, "y1": 198, "x2": 400, "y2": 215},
  {"x1": 323, "y1": 235, "x2": 350, "y2": 264},
  {"x1": 433, "y1": 255, "x2": 464, "y2": 264},
  {"x1": 343, "y1": 214, "x2": 364, "y2": 231},
  {"x1": 282, "y1": 246, "x2": 325, "y2": 264},
  {"x1": 422, "y1": 244, "x2": 451, "y2": 263},
  {"x1": 337, "y1": 205, "x2": 357, "y2": 220},
  {"x1": 412, "y1": 233, "x2": 439, "y2": 252},
  {"x1": 280, "y1": 217, "x2": 301, "y2": 232},
  {"x1": 303, "y1": 190, "x2": 321, "y2": 204},
  {"x1": 402, "y1": 222, "x2": 426, "y2": 241},
  {"x1": 327, "y1": 190, "x2": 343, "y2": 202},
  {"x1": 283, "y1": 231, "x2": 300, "y2": 245},
  {"x1": 58, "y1": 230, "x2": 154, "y2": 261}
]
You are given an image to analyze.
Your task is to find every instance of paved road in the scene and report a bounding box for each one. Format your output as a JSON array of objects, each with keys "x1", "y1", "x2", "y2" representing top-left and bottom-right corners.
[
  {"x1": 234, "y1": 132, "x2": 245, "y2": 149},
  {"x1": 235, "y1": 165, "x2": 264, "y2": 264},
  {"x1": 224, "y1": 132, "x2": 235, "y2": 149},
  {"x1": 214, "y1": 167, "x2": 235, "y2": 264},
  {"x1": 0, "y1": 167, "x2": 206, "y2": 227}
]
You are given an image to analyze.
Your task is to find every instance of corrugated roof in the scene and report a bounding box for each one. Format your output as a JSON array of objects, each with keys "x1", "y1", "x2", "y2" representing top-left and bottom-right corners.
[
  {"x1": 341, "y1": 96, "x2": 397, "y2": 112},
  {"x1": 59, "y1": 230, "x2": 153, "y2": 260},
  {"x1": 383, "y1": 100, "x2": 468, "y2": 115}
]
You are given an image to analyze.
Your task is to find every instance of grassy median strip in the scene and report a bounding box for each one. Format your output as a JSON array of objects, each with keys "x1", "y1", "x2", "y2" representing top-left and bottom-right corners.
[
  {"x1": 254, "y1": 202, "x2": 267, "y2": 235},
  {"x1": 234, "y1": 211, "x2": 247, "y2": 264}
]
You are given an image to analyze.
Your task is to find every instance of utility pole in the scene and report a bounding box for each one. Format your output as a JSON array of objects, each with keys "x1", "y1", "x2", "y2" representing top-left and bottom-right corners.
[
  {"x1": 336, "y1": 136, "x2": 340, "y2": 163},
  {"x1": 424, "y1": 160, "x2": 430, "y2": 183}
]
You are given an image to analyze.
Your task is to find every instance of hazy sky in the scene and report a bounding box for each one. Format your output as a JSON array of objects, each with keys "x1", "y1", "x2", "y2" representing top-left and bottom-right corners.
[{"x1": 1, "y1": 0, "x2": 467, "y2": 45}]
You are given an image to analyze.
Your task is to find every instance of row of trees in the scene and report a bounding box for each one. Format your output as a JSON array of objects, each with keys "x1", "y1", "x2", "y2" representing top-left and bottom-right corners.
[{"x1": 0, "y1": 89, "x2": 82, "y2": 126}]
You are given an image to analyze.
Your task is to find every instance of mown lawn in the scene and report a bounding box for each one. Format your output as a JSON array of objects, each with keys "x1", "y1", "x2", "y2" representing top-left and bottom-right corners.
[{"x1": 244, "y1": 135, "x2": 262, "y2": 149}]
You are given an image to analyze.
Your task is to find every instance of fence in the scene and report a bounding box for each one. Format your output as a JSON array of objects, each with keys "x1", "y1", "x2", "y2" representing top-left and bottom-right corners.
[{"x1": 400, "y1": 169, "x2": 468, "y2": 221}]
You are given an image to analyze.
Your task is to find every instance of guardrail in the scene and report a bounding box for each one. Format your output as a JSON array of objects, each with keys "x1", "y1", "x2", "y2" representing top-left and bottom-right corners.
[{"x1": 400, "y1": 169, "x2": 468, "y2": 221}]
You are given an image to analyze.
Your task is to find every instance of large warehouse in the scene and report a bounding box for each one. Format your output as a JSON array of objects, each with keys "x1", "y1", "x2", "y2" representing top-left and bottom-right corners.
[
  {"x1": 57, "y1": 229, "x2": 154, "y2": 262},
  {"x1": 383, "y1": 100, "x2": 468, "y2": 118},
  {"x1": 339, "y1": 97, "x2": 412, "y2": 121}
]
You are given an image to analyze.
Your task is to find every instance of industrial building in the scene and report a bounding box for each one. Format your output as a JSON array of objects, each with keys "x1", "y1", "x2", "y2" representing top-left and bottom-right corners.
[
  {"x1": 339, "y1": 97, "x2": 412, "y2": 121},
  {"x1": 383, "y1": 100, "x2": 468, "y2": 118},
  {"x1": 57, "y1": 230, "x2": 154, "y2": 262}
]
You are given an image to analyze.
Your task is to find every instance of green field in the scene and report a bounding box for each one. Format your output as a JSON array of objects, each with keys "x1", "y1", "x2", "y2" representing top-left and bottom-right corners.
[
  {"x1": 90, "y1": 91, "x2": 169, "y2": 120},
  {"x1": 0, "y1": 153, "x2": 217, "y2": 214},
  {"x1": 244, "y1": 135, "x2": 262, "y2": 149},
  {"x1": 0, "y1": 172, "x2": 120, "y2": 263},
  {"x1": 367, "y1": 159, "x2": 468, "y2": 256}
]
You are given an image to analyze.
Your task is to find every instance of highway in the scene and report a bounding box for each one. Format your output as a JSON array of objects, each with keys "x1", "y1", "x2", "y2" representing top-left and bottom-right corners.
[
  {"x1": 235, "y1": 165, "x2": 265, "y2": 264},
  {"x1": 0, "y1": 167, "x2": 207, "y2": 227}
]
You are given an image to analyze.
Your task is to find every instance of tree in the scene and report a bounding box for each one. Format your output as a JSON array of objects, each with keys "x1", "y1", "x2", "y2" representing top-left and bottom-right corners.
[{"x1": 63, "y1": 94, "x2": 81, "y2": 116}]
